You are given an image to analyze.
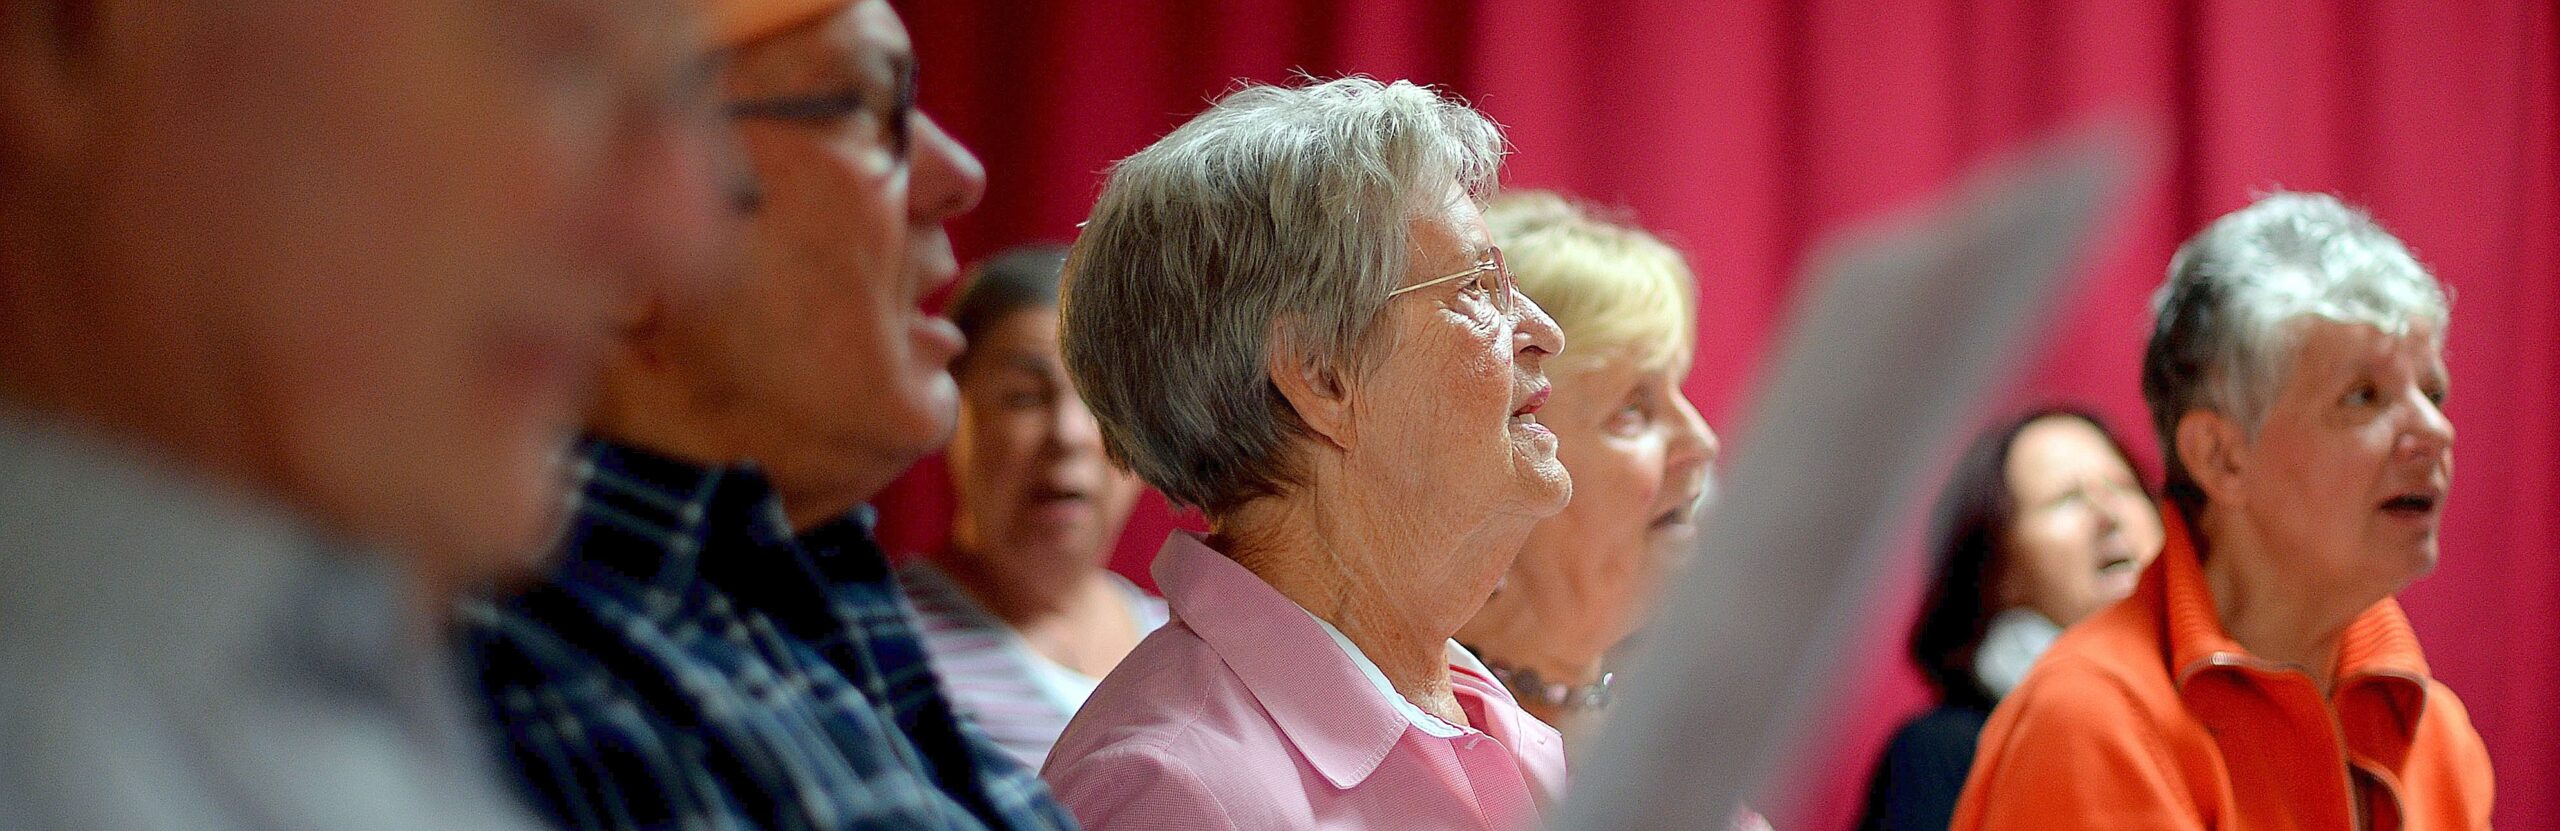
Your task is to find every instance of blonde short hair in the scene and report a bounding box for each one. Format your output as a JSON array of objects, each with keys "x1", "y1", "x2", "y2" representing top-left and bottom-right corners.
[{"x1": 1484, "y1": 191, "x2": 1699, "y2": 373}]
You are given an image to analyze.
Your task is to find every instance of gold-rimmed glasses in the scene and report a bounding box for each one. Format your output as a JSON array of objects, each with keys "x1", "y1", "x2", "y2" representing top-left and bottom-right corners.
[{"x1": 1387, "y1": 246, "x2": 1513, "y2": 315}]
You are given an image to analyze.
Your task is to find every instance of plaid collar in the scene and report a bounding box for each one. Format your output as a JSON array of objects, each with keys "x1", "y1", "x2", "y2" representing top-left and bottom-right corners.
[
  {"x1": 470, "y1": 437, "x2": 1077, "y2": 831},
  {"x1": 550, "y1": 437, "x2": 882, "y2": 593}
]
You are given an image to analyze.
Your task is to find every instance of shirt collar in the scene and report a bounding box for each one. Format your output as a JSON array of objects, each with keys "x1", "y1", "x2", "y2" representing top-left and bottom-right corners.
[
  {"x1": 1151, "y1": 530, "x2": 1413, "y2": 789},
  {"x1": 555, "y1": 437, "x2": 790, "y2": 590},
  {"x1": 1301, "y1": 609, "x2": 1470, "y2": 738},
  {"x1": 2156, "y1": 506, "x2": 2435, "y2": 753},
  {"x1": 2158, "y1": 507, "x2": 2433, "y2": 682}
]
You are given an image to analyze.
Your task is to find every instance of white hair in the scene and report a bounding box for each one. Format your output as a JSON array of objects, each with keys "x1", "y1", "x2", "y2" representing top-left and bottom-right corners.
[
  {"x1": 1059, "y1": 76, "x2": 1506, "y2": 516},
  {"x1": 2142, "y1": 191, "x2": 2449, "y2": 514}
]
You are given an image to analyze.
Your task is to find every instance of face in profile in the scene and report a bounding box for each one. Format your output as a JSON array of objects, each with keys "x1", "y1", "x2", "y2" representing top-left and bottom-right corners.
[
  {"x1": 685, "y1": 0, "x2": 988, "y2": 499},
  {"x1": 949, "y1": 307, "x2": 1141, "y2": 572},
  {"x1": 1345, "y1": 195, "x2": 1569, "y2": 618},
  {"x1": 70, "y1": 0, "x2": 727, "y2": 578},
  {"x1": 2228, "y1": 319, "x2": 2453, "y2": 597},
  {"x1": 1509, "y1": 345, "x2": 1718, "y2": 644},
  {"x1": 1999, "y1": 415, "x2": 2165, "y2": 626},
  {"x1": 1367, "y1": 195, "x2": 1573, "y2": 519}
]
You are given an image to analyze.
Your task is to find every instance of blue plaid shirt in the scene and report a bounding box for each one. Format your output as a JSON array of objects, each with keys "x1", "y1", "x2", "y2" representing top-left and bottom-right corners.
[{"x1": 462, "y1": 439, "x2": 1078, "y2": 831}]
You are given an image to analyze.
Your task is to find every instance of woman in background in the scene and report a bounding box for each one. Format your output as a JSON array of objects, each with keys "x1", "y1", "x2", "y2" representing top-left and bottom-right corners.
[
  {"x1": 900, "y1": 246, "x2": 1164, "y2": 770},
  {"x1": 1858, "y1": 407, "x2": 2164, "y2": 831},
  {"x1": 1952, "y1": 192, "x2": 2490, "y2": 830},
  {"x1": 1454, "y1": 191, "x2": 1719, "y2": 740}
]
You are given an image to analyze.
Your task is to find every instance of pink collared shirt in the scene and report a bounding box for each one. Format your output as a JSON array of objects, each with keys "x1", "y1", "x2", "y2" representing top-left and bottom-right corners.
[{"x1": 1042, "y1": 531, "x2": 1568, "y2": 831}]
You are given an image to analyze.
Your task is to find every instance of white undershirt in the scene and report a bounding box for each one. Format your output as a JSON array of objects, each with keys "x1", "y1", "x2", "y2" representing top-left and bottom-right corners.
[{"x1": 1300, "y1": 608, "x2": 1476, "y2": 738}]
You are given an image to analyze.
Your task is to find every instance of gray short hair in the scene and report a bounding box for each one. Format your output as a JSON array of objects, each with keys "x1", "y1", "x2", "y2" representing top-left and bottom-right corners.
[
  {"x1": 2143, "y1": 191, "x2": 2449, "y2": 518},
  {"x1": 1059, "y1": 77, "x2": 1505, "y2": 517}
]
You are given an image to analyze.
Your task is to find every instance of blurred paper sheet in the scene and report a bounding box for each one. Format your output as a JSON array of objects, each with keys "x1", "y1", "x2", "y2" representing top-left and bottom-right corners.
[{"x1": 1550, "y1": 120, "x2": 2148, "y2": 831}]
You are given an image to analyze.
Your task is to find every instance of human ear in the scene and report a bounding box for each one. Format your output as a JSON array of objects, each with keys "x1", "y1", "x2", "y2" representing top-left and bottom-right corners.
[
  {"x1": 2175, "y1": 409, "x2": 2248, "y2": 509},
  {"x1": 1265, "y1": 318, "x2": 1355, "y2": 451}
]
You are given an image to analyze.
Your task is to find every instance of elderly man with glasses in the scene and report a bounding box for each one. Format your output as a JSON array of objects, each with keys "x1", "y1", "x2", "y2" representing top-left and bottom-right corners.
[
  {"x1": 462, "y1": 1, "x2": 1077, "y2": 830},
  {"x1": 1040, "y1": 76, "x2": 1573, "y2": 831}
]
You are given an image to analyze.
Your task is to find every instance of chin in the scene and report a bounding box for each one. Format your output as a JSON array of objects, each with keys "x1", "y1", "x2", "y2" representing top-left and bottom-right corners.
[
  {"x1": 450, "y1": 456, "x2": 569, "y2": 577},
  {"x1": 867, "y1": 380, "x2": 960, "y2": 459},
  {"x1": 1520, "y1": 474, "x2": 1574, "y2": 518},
  {"x1": 2405, "y1": 543, "x2": 2442, "y2": 581}
]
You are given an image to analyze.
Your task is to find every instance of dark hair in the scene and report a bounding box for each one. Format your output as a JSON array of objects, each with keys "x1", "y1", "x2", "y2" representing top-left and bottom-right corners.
[
  {"x1": 1906, "y1": 407, "x2": 2147, "y2": 708},
  {"x1": 948, "y1": 245, "x2": 1069, "y2": 369}
]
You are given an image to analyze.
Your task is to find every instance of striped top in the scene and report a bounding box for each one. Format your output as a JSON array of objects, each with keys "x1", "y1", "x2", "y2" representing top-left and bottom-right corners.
[{"x1": 899, "y1": 560, "x2": 1168, "y2": 771}]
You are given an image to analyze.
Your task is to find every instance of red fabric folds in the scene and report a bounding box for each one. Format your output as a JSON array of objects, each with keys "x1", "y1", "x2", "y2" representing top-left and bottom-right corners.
[{"x1": 879, "y1": 1, "x2": 2559, "y2": 826}]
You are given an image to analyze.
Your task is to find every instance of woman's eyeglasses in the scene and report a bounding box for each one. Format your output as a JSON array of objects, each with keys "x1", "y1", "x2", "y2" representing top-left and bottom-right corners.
[{"x1": 1387, "y1": 246, "x2": 1513, "y2": 316}]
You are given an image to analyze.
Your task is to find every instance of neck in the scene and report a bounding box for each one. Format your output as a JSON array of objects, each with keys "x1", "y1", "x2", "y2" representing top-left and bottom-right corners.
[
  {"x1": 587, "y1": 350, "x2": 747, "y2": 469},
  {"x1": 770, "y1": 473, "x2": 891, "y2": 534},
  {"x1": 1455, "y1": 599, "x2": 1609, "y2": 735},
  {"x1": 589, "y1": 351, "x2": 900, "y2": 534},
  {"x1": 1454, "y1": 556, "x2": 1619, "y2": 691},
  {"x1": 1219, "y1": 484, "x2": 1532, "y2": 728},
  {"x1": 937, "y1": 540, "x2": 1108, "y2": 627},
  {"x1": 939, "y1": 551, "x2": 1137, "y2": 677},
  {"x1": 2198, "y1": 514, "x2": 2375, "y2": 693}
]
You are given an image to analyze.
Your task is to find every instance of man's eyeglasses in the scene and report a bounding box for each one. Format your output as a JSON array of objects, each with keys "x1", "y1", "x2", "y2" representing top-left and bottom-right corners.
[
  {"x1": 1388, "y1": 246, "x2": 1513, "y2": 316},
  {"x1": 720, "y1": 81, "x2": 915, "y2": 213},
  {"x1": 725, "y1": 54, "x2": 919, "y2": 160},
  {"x1": 725, "y1": 87, "x2": 914, "y2": 160}
]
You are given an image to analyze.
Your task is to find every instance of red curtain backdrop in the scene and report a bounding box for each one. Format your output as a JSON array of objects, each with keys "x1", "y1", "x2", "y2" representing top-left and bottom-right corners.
[{"x1": 875, "y1": 1, "x2": 2559, "y2": 827}]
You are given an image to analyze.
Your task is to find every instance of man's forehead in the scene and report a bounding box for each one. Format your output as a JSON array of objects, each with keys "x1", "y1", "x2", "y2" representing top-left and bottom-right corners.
[
  {"x1": 847, "y1": 0, "x2": 911, "y2": 58},
  {"x1": 731, "y1": 2, "x2": 909, "y2": 88},
  {"x1": 790, "y1": 0, "x2": 908, "y2": 78},
  {"x1": 840, "y1": 1, "x2": 914, "y2": 86},
  {"x1": 521, "y1": 0, "x2": 690, "y2": 42}
]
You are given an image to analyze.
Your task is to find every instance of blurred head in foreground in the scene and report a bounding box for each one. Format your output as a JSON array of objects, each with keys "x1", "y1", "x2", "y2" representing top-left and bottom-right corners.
[
  {"x1": 0, "y1": 0, "x2": 727, "y2": 827},
  {"x1": 0, "y1": 0, "x2": 729, "y2": 600}
]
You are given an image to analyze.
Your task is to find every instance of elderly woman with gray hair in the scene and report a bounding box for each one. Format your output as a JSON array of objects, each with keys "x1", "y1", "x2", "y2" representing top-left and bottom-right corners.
[
  {"x1": 1039, "y1": 77, "x2": 1572, "y2": 830},
  {"x1": 1952, "y1": 192, "x2": 2493, "y2": 830}
]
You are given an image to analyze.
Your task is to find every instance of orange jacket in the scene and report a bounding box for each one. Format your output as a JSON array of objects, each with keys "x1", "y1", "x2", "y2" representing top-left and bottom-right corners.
[{"x1": 1951, "y1": 509, "x2": 2493, "y2": 830}]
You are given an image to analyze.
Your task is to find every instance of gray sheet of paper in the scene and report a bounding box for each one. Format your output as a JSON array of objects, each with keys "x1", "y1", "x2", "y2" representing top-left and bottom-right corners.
[{"x1": 1549, "y1": 120, "x2": 2147, "y2": 831}]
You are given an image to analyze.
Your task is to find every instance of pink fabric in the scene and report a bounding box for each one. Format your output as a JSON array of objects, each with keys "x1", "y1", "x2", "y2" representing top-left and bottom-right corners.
[{"x1": 1042, "y1": 531, "x2": 1568, "y2": 830}]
